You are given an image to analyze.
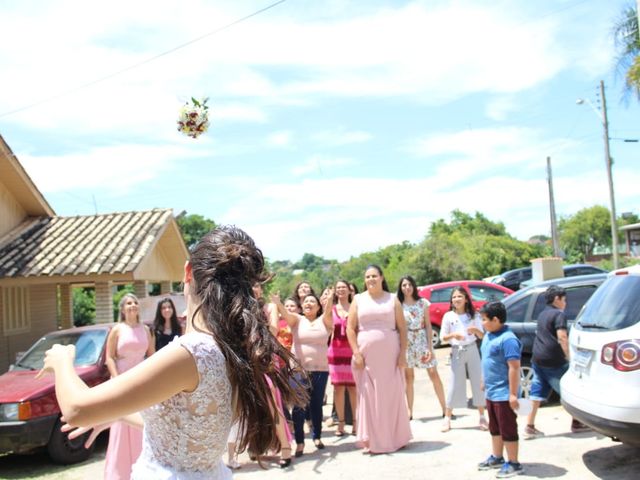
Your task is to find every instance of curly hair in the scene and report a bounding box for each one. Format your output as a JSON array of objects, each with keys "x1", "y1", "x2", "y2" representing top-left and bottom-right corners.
[{"x1": 189, "y1": 225, "x2": 307, "y2": 456}]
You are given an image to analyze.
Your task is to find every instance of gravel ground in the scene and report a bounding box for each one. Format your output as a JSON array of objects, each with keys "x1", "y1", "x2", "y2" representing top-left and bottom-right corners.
[{"x1": 1, "y1": 347, "x2": 638, "y2": 479}]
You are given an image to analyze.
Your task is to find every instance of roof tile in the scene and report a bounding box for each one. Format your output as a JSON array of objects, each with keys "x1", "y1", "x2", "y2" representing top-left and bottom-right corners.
[{"x1": 0, "y1": 209, "x2": 174, "y2": 278}]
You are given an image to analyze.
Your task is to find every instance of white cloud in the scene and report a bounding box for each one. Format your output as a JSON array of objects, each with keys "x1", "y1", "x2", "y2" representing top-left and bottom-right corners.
[
  {"x1": 311, "y1": 129, "x2": 372, "y2": 146},
  {"x1": 485, "y1": 95, "x2": 518, "y2": 121},
  {"x1": 219, "y1": 163, "x2": 640, "y2": 261},
  {"x1": 0, "y1": 0, "x2": 573, "y2": 135},
  {"x1": 291, "y1": 155, "x2": 357, "y2": 177},
  {"x1": 266, "y1": 130, "x2": 293, "y2": 148},
  {"x1": 19, "y1": 143, "x2": 194, "y2": 194},
  {"x1": 405, "y1": 126, "x2": 580, "y2": 190}
]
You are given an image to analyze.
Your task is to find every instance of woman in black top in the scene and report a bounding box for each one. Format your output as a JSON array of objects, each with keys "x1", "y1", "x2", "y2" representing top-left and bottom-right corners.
[{"x1": 152, "y1": 298, "x2": 182, "y2": 351}]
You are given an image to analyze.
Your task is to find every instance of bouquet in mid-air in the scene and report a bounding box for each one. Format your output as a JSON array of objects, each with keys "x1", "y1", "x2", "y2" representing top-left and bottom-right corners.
[{"x1": 177, "y1": 97, "x2": 210, "y2": 139}]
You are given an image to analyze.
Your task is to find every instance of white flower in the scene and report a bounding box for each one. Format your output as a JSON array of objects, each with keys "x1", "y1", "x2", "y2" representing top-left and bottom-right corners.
[{"x1": 177, "y1": 98, "x2": 210, "y2": 139}]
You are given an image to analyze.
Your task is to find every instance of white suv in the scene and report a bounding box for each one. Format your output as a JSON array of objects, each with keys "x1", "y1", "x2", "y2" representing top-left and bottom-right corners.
[{"x1": 560, "y1": 265, "x2": 640, "y2": 446}]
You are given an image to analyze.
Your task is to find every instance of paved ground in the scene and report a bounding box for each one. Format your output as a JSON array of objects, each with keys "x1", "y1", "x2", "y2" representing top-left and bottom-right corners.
[{"x1": 1, "y1": 347, "x2": 638, "y2": 479}]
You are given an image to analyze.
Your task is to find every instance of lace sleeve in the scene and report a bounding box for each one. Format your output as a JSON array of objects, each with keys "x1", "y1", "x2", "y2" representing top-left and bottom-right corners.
[{"x1": 134, "y1": 332, "x2": 234, "y2": 478}]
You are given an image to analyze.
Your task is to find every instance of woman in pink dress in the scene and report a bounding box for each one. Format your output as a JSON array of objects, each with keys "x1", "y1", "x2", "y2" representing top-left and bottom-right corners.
[
  {"x1": 325, "y1": 280, "x2": 357, "y2": 436},
  {"x1": 252, "y1": 282, "x2": 293, "y2": 468},
  {"x1": 347, "y1": 265, "x2": 411, "y2": 454},
  {"x1": 104, "y1": 293, "x2": 154, "y2": 480}
]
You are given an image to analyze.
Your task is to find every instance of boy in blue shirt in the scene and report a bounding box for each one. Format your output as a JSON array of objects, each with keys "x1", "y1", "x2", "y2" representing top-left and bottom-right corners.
[{"x1": 478, "y1": 302, "x2": 524, "y2": 478}]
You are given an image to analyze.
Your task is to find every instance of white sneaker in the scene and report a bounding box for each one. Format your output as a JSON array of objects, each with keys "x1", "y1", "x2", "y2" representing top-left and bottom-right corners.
[
  {"x1": 479, "y1": 416, "x2": 489, "y2": 431},
  {"x1": 441, "y1": 417, "x2": 451, "y2": 432},
  {"x1": 227, "y1": 459, "x2": 241, "y2": 470}
]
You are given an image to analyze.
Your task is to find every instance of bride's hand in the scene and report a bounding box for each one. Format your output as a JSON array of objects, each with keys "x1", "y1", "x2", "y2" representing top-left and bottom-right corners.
[
  {"x1": 61, "y1": 417, "x2": 111, "y2": 449},
  {"x1": 35, "y1": 344, "x2": 76, "y2": 380}
]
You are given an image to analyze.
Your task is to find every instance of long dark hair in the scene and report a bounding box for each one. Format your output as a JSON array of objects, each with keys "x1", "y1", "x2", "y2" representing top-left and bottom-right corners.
[
  {"x1": 292, "y1": 281, "x2": 316, "y2": 310},
  {"x1": 449, "y1": 286, "x2": 475, "y2": 317},
  {"x1": 396, "y1": 275, "x2": 420, "y2": 303},
  {"x1": 189, "y1": 226, "x2": 307, "y2": 455},
  {"x1": 153, "y1": 298, "x2": 181, "y2": 336},
  {"x1": 365, "y1": 264, "x2": 389, "y2": 292}
]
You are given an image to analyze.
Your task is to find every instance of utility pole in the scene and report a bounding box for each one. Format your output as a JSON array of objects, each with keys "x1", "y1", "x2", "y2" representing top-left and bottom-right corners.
[
  {"x1": 546, "y1": 157, "x2": 561, "y2": 257},
  {"x1": 600, "y1": 80, "x2": 620, "y2": 269}
]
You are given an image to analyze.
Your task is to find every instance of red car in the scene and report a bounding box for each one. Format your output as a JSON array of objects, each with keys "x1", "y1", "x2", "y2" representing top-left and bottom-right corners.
[
  {"x1": 0, "y1": 323, "x2": 114, "y2": 464},
  {"x1": 418, "y1": 281, "x2": 514, "y2": 348}
]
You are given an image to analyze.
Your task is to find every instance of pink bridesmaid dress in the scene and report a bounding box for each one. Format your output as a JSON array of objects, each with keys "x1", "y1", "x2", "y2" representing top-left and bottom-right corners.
[
  {"x1": 352, "y1": 292, "x2": 411, "y2": 453},
  {"x1": 104, "y1": 323, "x2": 148, "y2": 480}
]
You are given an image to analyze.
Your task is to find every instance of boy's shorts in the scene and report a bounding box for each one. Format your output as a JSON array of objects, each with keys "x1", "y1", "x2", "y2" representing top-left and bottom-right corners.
[
  {"x1": 486, "y1": 399, "x2": 518, "y2": 442},
  {"x1": 529, "y1": 362, "x2": 569, "y2": 401}
]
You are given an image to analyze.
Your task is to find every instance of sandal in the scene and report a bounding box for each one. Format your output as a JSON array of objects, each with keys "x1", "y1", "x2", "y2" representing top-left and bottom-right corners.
[
  {"x1": 295, "y1": 443, "x2": 304, "y2": 458},
  {"x1": 335, "y1": 420, "x2": 346, "y2": 437},
  {"x1": 313, "y1": 439, "x2": 325, "y2": 450},
  {"x1": 279, "y1": 447, "x2": 292, "y2": 468}
]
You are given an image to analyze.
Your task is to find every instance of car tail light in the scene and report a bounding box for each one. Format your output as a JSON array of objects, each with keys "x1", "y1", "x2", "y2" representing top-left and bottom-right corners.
[{"x1": 601, "y1": 340, "x2": 640, "y2": 371}]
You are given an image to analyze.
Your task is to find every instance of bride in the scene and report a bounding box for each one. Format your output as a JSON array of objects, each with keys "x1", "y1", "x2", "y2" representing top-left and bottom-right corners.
[{"x1": 37, "y1": 226, "x2": 306, "y2": 479}]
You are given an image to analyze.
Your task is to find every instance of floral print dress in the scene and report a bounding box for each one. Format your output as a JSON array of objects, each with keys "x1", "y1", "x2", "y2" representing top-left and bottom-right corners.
[{"x1": 402, "y1": 299, "x2": 436, "y2": 368}]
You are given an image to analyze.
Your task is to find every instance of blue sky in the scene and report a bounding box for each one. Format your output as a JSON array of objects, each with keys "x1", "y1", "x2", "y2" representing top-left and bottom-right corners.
[{"x1": 1, "y1": 0, "x2": 639, "y2": 261}]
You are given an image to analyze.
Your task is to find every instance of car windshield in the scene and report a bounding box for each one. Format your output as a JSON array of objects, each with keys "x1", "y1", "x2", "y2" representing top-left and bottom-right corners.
[
  {"x1": 469, "y1": 285, "x2": 509, "y2": 302},
  {"x1": 576, "y1": 276, "x2": 640, "y2": 330},
  {"x1": 14, "y1": 330, "x2": 108, "y2": 371}
]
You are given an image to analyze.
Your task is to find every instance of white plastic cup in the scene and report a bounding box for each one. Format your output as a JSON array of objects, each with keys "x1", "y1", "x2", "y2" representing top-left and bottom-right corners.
[{"x1": 514, "y1": 397, "x2": 532, "y2": 416}]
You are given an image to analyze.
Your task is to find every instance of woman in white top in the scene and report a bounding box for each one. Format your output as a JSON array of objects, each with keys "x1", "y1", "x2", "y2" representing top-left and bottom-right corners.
[
  {"x1": 440, "y1": 286, "x2": 488, "y2": 432},
  {"x1": 37, "y1": 226, "x2": 306, "y2": 479}
]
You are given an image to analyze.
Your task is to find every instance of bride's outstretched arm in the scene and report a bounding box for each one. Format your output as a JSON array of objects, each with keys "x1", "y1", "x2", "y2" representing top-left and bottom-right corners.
[{"x1": 36, "y1": 341, "x2": 199, "y2": 428}]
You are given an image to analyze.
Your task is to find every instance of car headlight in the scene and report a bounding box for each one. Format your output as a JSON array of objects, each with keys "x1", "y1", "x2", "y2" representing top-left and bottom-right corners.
[
  {"x1": 0, "y1": 402, "x2": 31, "y2": 421},
  {"x1": 0, "y1": 403, "x2": 19, "y2": 421}
]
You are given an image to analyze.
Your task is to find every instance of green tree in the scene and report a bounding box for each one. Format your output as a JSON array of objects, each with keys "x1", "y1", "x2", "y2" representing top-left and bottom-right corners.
[
  {"x1": 176, "y1": 213, "x2": 217, "y2": 249},
  {"x1": 410, "y1": 211, "x2": 544, "y2": 285},
  {"x1": 613, "y1": 4, "x2": 640, "y2": 100},
  {"x1": 73, "y1": 287, "x2": 96, "y2": 326},
  {"x1": 430, "y1": 210, "x2": 508, "y2": 237},
  {"x1": 559, "y1": 205, "x2": 612, "y2": 262}
]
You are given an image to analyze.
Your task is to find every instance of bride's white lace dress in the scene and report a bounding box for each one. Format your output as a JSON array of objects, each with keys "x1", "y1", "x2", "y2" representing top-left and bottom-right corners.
[{"x1": 131, "y1": 332, "x2": 234, "y2": 479}]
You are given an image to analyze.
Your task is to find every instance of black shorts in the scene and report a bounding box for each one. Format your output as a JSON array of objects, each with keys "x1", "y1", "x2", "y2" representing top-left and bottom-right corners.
[{"x1": 486, "y1": 399, "x2": 518, "y2": 442}]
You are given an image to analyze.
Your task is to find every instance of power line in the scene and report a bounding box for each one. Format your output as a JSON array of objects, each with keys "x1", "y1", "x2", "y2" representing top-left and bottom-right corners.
[{"x1": 0, "y1": 0, "x2": 287, "y2": 119}]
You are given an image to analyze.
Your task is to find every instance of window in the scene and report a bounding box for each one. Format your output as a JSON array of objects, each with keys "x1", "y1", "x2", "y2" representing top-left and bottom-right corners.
[
  {"x1": 2, "y1": 286, "x2": 31, "y2": 335},
  {"x1": 577, "y1": 276, "x2": 640, "y2": 330},
  {"x1": 506, "y1": 296, "x2": 530, "y2": 323},
  {"x1": 531, "y1": 285, "x2": 599, "y2": 321},
  {"x1": 565, "y1": 286, "x2": 598, "y2": 320},
  {"x1": 532, "y1": 294, "x2": 547, "y2": 319},
  {"x1": 469, "y1": 285, "x2": 510, "y2": 302},
  {"x1": 430, "y1": 287, "x2": 453, "y2": 303}
]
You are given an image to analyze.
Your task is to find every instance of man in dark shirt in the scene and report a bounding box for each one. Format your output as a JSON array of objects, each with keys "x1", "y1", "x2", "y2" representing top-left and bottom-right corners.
[{"x1": 524, "y1": 285, "x2": 589, "y2": 439}]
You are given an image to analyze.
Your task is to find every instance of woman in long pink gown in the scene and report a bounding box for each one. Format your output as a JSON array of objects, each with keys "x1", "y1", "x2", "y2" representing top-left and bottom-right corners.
[
  {"x1": 347, "y1": 265, "x2": 412, "y2": 454},
  {"x1": 104, "y1": 293, "x2": 154, "y2": 479}
]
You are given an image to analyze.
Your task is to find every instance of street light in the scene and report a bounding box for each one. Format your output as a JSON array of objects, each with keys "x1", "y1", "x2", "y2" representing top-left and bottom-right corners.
[{"x1": 576, "y1": 80, "x2": 619, "y2": 269}]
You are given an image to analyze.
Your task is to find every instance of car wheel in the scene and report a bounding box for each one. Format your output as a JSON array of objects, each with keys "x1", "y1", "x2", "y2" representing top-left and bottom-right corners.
[
  {"x1": 520, "y1": 365, "x2": 534, "y2": 399},
  {"x1": 431, "y1": 325, "x2": 441, "y2": 349},
  {"x1": 47, "y1": 417, "x2": 94, "y2": 465}
]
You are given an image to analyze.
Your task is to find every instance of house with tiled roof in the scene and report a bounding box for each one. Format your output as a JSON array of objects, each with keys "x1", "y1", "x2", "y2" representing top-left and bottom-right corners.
[{"x1": 0, "y1": 135, "x2": 188, "y2": 372}]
